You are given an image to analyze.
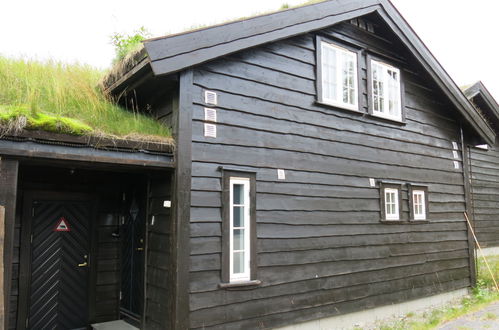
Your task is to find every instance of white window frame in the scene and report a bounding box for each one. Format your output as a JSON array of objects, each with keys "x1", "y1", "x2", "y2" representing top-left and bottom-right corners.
[
  {"x1": 384, "y1": 188, "x2": 400, "y2": 220},
  {"x1": 370, "y1": 59, "x2": 402, "y2": 121},
  {"x1": 229, "y1": 177, "x2": 251, "y2": 282},
  {"x1": 320, "y1": 41, "x2": 359, "y2": 111},
  {"x1": 412, "y1": 190, "x2": 426, "y2": 220}
]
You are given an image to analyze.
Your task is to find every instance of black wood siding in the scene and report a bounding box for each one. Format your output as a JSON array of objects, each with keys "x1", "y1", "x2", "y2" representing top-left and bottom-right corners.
[
  {"x1": 470, "y1": 146, "x2": 499, "y2": 247},
  {"x1": 144, "y1": 177, "x2": 173, "y2": 329},
  {"x1": 187, "y1": 18, "x2": 471, "y2": 329}
]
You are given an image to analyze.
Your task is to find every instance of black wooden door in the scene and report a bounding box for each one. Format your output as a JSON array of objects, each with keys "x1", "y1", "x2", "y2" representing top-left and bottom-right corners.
[
  {"x1": 121, "y1": 194, "x2": 145, "y2": 319},
  {"x1": 27, "y1": 197, "x2": 91, "y2": 329}
]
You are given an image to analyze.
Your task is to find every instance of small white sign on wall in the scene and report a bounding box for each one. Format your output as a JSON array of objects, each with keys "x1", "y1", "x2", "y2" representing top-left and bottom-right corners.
[
  {"x1": 452, "y1": 141, "x2": 459, "y2": 150},
  {"x1": 453, "y1": 161, "x2": 460, "y2": 169},
  {"x1": 369, "y1": 178, "x2": 376, "y2": 187},
  {"x1": 452, "y1": 150, "x2": 459, "y2": 159},
  {"x1": 277, "y1": 169, "x2": 286, "y2": 180},
  {"x1": 204, "y1": 123, "x2": 217, "y2": 138}
]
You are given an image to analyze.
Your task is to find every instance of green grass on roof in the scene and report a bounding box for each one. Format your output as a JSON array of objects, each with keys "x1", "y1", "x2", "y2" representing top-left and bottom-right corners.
[{"x1": 0, "y1": 57, "x2": 172, "y2": 143}]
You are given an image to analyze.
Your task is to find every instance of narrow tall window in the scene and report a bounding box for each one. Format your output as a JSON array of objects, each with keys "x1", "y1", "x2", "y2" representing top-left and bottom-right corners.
[
  {"x1": 230, "y1": 178, "x2": 251, "y2": 281},
  {"x1": 384, "y1": 188, "x2": 399, "y2": 220},
  {"x1": 320, "y1": 41, "x2": 358, "y2": 110},
  {"x1": 409, "y1": 185, "x2": 429, "y2": 221},
  {"x1": 221, "y1": 170, "x2": 257, "y2": 286},
  {"x1": 412, "y1": 190, "x2": 425, "y2": 220},
  {"x1": 371, "y1": 59, "x2": 402, "y2": 121}
]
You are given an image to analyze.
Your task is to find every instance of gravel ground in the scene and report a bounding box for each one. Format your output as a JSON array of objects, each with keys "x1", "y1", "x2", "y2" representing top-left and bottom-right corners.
[{"x1": 437, "y1": 301, "x2": 499, "y2": 330}]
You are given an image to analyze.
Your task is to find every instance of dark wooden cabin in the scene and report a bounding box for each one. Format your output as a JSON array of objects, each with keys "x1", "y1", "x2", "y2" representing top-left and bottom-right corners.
[
  {"x1": 464, "y1": 82, "x2": 499, "y2": 251},
  {"x1": 2, "y1": 0, "x2": 497, "y2": 329}
]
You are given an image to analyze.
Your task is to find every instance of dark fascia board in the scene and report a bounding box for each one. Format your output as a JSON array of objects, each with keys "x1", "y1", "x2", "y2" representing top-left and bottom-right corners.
[
  {"x1": 0, "y1": 139, "x2": 174, "y2": 169},
  {"x1": 464, "y1": 81, "x2": 499, "y2": 125},
  {"x1": 145, "y1": 0, "x2": 380, "y2": 75},
  {"x1": 376, "y1": 0, "x2": 494, "y2": 145},
  {"x1": 139, "y1": 0, "x2": 494, "y2": 144}
]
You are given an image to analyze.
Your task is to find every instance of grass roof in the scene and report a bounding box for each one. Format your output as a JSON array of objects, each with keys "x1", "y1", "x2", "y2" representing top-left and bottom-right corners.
[{"x1": 0, "y1": 56, "x2": 172, "y2": 144}]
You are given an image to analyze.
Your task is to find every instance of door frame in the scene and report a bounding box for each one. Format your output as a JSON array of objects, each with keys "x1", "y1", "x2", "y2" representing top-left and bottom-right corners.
[{"x1": 17, "y1": 190, "x2": 98, "y2": 330}]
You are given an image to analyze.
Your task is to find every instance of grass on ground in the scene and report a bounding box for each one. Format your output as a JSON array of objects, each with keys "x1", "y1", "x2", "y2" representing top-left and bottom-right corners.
[
  {"x1": 0, "y1": 56, "x2": 172, "y2": 142},
  {"x1": 377, "y1": 256, "x2": 499, "y2": 330}
]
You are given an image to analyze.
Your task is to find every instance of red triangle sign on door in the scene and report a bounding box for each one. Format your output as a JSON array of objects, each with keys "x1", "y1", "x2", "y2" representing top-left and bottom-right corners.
[{"x1": 54, "y1": 217, "x2": 71, "y2": 232}]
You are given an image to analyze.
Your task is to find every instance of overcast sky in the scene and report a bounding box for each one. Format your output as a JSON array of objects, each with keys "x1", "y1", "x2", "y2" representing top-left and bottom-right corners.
[{"x1": 1, "y1": 0, "x2": 498, "y2": 97}]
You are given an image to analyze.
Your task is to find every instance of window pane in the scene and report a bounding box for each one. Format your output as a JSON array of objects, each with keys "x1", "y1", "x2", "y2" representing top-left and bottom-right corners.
[
  {"x1": 322, "y1": 45, "x2": 337, "y2": 101},
  {"x1": 233, "y1": 251, "x2": 245, "y2": 274},
  {"x1": 233, "y1": 229, "x2": 245, "y2": 250},
  {"x1": 233, "y1": 206, "x2": 244, "y2": 227},
  {"x1": 233, "y1": 184, "x2": 244, "y2": 204}
]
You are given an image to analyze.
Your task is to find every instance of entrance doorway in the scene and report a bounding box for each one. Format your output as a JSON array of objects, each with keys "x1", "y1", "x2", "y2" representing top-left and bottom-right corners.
[{"x1": 19, "y1": 192, "x2": 93, "y2": 330}]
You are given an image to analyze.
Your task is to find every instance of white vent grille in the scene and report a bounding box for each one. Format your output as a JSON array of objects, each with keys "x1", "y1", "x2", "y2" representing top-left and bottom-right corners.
[
  {"x1": 204, "y1": 91, "x2": 218, "y2": 105},
  {"x1": 204, "y1": 123, "x2": 217, "y2": 138},
  {"x1": 277, "y1": 169, "x2": 286, "y2": 180},
  {"x1": 204, "y1": 108, "x2": 217, "y2": 122}
]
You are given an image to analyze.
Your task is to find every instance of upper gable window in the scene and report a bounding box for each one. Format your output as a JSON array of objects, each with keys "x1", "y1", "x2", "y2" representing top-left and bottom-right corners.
[
  {"x1": 370, "y1": 59, "x2": 402, "y2": 121},
  {"x1": 319, "y1": 41, "x2": 359, "y2": 111}
]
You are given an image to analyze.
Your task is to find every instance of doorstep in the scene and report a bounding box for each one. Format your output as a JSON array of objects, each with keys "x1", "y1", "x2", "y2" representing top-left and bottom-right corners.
[{"x1": 91, "y1": 320, "x2": 139, "y2": 330}]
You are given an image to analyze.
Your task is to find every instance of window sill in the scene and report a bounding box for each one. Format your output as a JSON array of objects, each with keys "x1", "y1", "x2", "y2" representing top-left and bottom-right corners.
[
  {"x1": 380, "y1": 219, "x2": 429, "y2": 224},
  {"x1": 315, "y1": 100, "x2": 363, "y2": 116},
  {"x1": 219, "y1": 280, "x2": 262, "y2": 290},
  {"x1": 368, "y1": 113, "x2": 406, "y2": 125}
]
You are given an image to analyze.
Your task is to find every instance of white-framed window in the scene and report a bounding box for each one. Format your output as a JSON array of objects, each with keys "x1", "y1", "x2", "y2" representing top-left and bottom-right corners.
[
  {"x1": 409, "y1": 185, "x2": 428, "y2": 221},
  {"x1": 229, "y1": 177, "x2": 251, "y2": 282},
  {"x1": 371, "y1": 59, "x2": 402, "y2": 121},
  {"x1": 384, "y1": 187, "x2": 400, "y2": 220},
  {"x1": 412, "y1": 190, "x2": 426, "y2": 220},
  {"x1": 320, "y1": 41, "x2": 358, "y2": 111}
]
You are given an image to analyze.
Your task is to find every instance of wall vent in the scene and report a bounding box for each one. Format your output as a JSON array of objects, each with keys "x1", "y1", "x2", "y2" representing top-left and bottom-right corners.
[
  {"x1": 204, "y1": 108, "x2": 217, "y2": 122},
  {"x1": 204, "y1": 123, "x2": 217, "y2": 138},
  {"x1": 204, "y1": 91, "x2": 218, "y2": 105}
]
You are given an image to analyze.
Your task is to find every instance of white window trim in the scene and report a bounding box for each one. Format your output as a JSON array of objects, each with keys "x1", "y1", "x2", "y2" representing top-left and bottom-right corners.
[
  {"x1": 371, "y1": 59, "x2": 402, "y2": 121},
  {"x1": 229, "y1": 177, "x2": 251, "y2": 282},
  {"x1": 384, "y1": 188, "x2": 400, "y2": 220},
  {"x1": 320, "y1": 41, "x2": 359, "y2": 111},
  {"x1": 412, "y1": 190, "x2": 426, "y2": 220}
]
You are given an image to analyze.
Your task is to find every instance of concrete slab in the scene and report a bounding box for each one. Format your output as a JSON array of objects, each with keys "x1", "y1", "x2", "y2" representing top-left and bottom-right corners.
[{"x1": 91, "y1": 320, "x2": 139, "y2": 330}]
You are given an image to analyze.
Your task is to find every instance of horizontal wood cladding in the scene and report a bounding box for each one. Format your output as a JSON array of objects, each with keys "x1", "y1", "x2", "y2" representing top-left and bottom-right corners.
[
  {"x1": 145, "y1": 178, "x2": 173, "y2": 329},
  {"x1": 188, "y1": 21, "x2": 469, "y2": 329},
  {"x1": 470, "y1": 146, "x2": 499, "y2": 247}
]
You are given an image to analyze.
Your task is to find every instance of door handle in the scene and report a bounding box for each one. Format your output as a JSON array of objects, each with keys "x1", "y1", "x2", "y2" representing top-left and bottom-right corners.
[
  {"x1": 78, "y1": 262, "x2": 88, "y2": 267},
  {"x1": 136, "y1": 247, "x2": 144, "y2": 251}
]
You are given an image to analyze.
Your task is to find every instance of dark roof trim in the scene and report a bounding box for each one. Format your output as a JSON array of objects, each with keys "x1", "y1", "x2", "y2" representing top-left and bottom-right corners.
[
  {"x1": 0, "y1": 139, "x2": 174, "y2": 169},
  {"x1": 375, "y1": 2, "x2": 494, "y2": 144},
  {"x1": 464, "y1": 81, "x2": 499, "y2": 124},
  {"x1": 140, "y1": 0, "x2": 494, "y2": 144},
  {"x1": 145, "y1": 0, "x2": 379, "y2": 75}
]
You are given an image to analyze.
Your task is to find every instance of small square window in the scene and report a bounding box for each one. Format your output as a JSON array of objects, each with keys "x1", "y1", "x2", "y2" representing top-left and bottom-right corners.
[
  {"x1": 369, "y1": 59, "x2": 402, "y2": 121},
  {"x1": 380, "y1": 183, "x2": 402, "y2": 221},
  {"x1": 409, "y1": 185, "x2": 429, "y2": 221},
  {"x1": 318, "y1": 39, "x2": 359, "y2": 111}
]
